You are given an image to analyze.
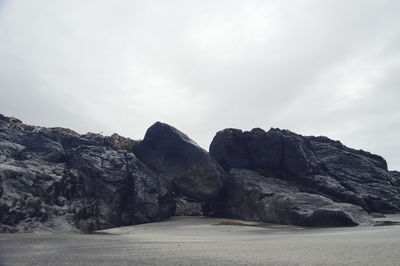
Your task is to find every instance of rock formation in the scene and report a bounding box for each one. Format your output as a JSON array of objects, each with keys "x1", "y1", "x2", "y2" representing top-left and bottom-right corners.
[
  {"x1": 133, "y1": 122, "x2": 227, "y2": 215},
  {"x1": 0, "y1": 115, "x2": 174, "y2": 232},
  {"x1": 211, "y1": 169, "x2": 372, "y2": 226},
  {"x1": 209, "y1": 128, "x2": 400, "y2": 225},
  {"x1": 0, "y1": 116, "x2": 226, "y2": 232},
  {"x1": 1, "y1": 114, "x2": 399, "y2": 232}
]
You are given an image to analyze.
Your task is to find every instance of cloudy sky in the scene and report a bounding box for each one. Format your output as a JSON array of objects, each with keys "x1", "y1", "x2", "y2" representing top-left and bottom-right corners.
[{"x1": 0, "y1": 0, "x2": 399, "y2": 169}]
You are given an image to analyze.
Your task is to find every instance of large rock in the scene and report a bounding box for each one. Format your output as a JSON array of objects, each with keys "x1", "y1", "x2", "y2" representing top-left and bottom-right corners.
[
  {"x1": 210, "y1": 128, "x2": 400, "y2": 214},
  {"x1": 65, "y1": 146, "x2": 174, "y2": 232},
  {"x1": 133, "y1": 122, "x2": 227, "y2": 214},
  {"x1": 0, "y1": 115, "x2": 174, "y2": 233},
  {"x1": 213, "y1": 169, "x2": 372, "y2": 226},
  {"x1": 1, "y1": 113, "x2": 398, "y2": 231},
  {"x1": 0, "y1": 116, "x2": 227, "y2": 232},
  {"x1": 270, "y1": 193, "x2": 372, "y2": 227}
]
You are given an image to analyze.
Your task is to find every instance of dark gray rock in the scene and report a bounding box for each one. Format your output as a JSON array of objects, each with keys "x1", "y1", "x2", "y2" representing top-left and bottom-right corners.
[
  {"x1": 270, "y1": 193, "x2": 372, "y2": 227},
  {"x1": 1, "y1": 113, "x2": 398, "y2": 231},
  {"x1": 210, "y1": 128, "x2": 400, "y2": 214},
  {"x1": 390, "y1": 171, "x2": 400, "y2": 187},
  {"x1": 212, "y1": 169, "x2": 372, "y2": 226},
  {"x1": 0, "y1": 116, "x2": 226, "y2": 232},
  {"x1": 65, "y1": 146, "x2": 174, "y2": 232},
  {"x1": 0, "y1": 115, "x2": 174, "y2": 233},
  {"x1": 133, "y1": 122, "x2": 227, "y2": 214}
]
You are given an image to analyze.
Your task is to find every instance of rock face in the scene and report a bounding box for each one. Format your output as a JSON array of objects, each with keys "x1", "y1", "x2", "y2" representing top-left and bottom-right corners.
[
  {"x1": 0, "y1": 115, "x2": 174, "y2": 233},
  {"x1": 390, "y1": 171, "x2": 400, "y2": 187},
  {"x1": 133, "y1": 122, "x2": 227, "y2": 214},
  {"x1": 212, "y1": 169, "x2": 372, "y2": 226},
  {"x1": 1, "y1": 114, "x2": 399, "y2": 232},
  {"x1": 210, "y1": 128, "x2": 400, "y2": 218},
  {"x1": 0, "y1": 116, "x2": 227, "y2": 232}
]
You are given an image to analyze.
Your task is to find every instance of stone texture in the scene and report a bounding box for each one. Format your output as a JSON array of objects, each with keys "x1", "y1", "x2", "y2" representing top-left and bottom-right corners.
[
  {"x1": 211, "y1": 169, "x2": 372, "y2": 226},
  {"x1": 1, "y1": 114, "x2": 398, "y2": 232},
  {"x1": 210, "y1": 128, "x2": 400, "y2": 214},
  {"x1": 390, "y1": 171, "x2": 400, "y2": 187},
  {"x1": 0, "y1": 115, "x2": 174, "y2": 233},
  {"x1": 133, "y1": 122, "x2": 227, "y2": 213}
]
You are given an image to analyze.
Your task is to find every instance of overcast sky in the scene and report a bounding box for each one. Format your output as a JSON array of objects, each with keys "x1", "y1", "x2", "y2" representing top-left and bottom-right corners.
[{"x1": 0, "y1": 0, "x2": 399, "y2": 169}]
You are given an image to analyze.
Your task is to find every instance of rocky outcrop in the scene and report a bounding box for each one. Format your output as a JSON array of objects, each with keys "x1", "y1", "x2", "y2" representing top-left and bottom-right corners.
[
  {"x1": 211, "y1": 169, "x2": 372, "y2": 226},
  {"x1": 1, "y1": 114, "x2": 399, "y2": 232},
  {"x1": 133, "y1": 122, "x2": 227, "y2": 214},
  {"x1": 0, "y1": 116, "x2": 228, "y2": 232},
  {"x1": 210, "y1": 128, "x2": 400, "y2": 214},
  {"x1": 0, "y1": 115, "x2": 174, "y2": 232}
]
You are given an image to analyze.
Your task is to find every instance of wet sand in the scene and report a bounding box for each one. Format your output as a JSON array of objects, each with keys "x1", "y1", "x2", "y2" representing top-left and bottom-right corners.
[{"x1": 1, "y1": 216, "x2": 400, "y2": 266}]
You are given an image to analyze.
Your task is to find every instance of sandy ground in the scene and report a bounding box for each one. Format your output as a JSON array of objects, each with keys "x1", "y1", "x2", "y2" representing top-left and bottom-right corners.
[{"x1": 1, "y1": 216, "x2": 400, "y2": 266}]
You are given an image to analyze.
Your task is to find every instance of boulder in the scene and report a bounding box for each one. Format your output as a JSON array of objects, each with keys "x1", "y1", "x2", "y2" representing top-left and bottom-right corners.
[
  {"x1": 270, "y1": 193, "x2": 372, "y2": 227},
  {"x1": 210, "y1": 128, "x2": 400, "y2": 213},
  {"x1": 212, "y1": 169, "x2": 372, "y2": 226},
  {"x1": 133, "y1": 122, "x2": 227, "y2": 213}
]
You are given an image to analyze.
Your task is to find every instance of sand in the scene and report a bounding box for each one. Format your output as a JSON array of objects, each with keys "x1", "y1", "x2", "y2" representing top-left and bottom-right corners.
[{"x1": 1, "y1": 216, "x2": 400, "y2": 266}]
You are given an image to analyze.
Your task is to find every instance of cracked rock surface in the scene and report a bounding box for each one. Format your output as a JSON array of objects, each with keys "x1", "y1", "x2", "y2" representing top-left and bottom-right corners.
[
  {"x1": 1, "y1": 114, "x2": 398, "y2": 232},
  {"x1": 209, "y1": 127, "x2": 400, "y2": 225}
]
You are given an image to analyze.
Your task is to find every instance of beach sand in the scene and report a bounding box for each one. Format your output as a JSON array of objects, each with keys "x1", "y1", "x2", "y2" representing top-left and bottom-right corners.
[{"x1": 1, "y1": 216, "x2": 400, "y2": 266}]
